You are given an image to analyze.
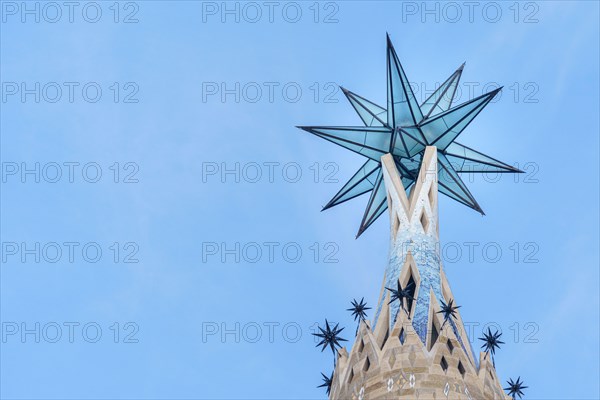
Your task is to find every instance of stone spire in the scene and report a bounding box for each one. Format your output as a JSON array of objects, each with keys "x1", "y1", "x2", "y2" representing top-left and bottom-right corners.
[{"x1": 329, "y1": 147, "x2": 510, "y2": 399}]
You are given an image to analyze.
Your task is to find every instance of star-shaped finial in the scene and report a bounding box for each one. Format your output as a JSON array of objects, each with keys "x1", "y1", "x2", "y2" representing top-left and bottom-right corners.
[
  {"x1": 347, "y1": 297, "x2": 371, "y2": 322},
  {"x1": 479, "y1": 327, "x2": 505, "y2": 367},
  {"x1": 348, "y1": 297, "x2": 371, "y2": 335},
  {"x1": 298, "y1": 33, "x2": 522, "y2": 238},
  {"x1": 386, "y1": 281, "x2": 415, "y2": 317},
  {"x1": 312, "y1": 319, "x2": 347, "y2": 358},
  {"x1": 504, "y1": 377, "x2": 528, "y2": 399},
  {"x1": 437, "y1": 299, "x2": 461, "y2": 329},
  {"x1": 317, "y1": 371, "x2": 333, "y2": 396}
]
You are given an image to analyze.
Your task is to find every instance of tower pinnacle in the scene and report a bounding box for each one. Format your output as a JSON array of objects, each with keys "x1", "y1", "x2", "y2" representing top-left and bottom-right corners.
[{"x1": 328, "y1": 148, "x2": 510, "y2": 399}]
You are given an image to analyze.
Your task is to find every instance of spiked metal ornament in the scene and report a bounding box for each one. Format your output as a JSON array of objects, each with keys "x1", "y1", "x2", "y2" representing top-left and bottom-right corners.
[
  {"x1": 348, "y1": 297, "x2": 371, "y2": 335},
  {"x1": 437, "y1": 299, "x2": 461, "y2": 329},
  {"x1": 385, "y1": 281, "x2": 414, "y2": 318},
  {"x1": 504, "y1": 377, "x2": 528, "y2": 399},
  {"x1": 479, "y1": 327, "x2": 505, "y2": 366},
  {"x1": 317, "y1": 371, "x2": 333, "y2": 396},
  {"x1": 313, "y1": 319, "x2": 348, "y2": 357},
  {"x1": 347, "y1": 297, "x2": 371, "y2": 322},
  {"x1": 297, "y1": 34, "x2": 522, "y2": 237}
]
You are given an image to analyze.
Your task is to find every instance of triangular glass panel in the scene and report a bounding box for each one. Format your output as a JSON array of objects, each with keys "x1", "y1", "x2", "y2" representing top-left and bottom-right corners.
[
  {"x1": 386, "y1": 35, "x2": 423, "y2": 127},
  {"x1": 444, "y1": 142, "x2": 521, "y2": 173},
  {"x1": 419, "y1": 89, "x2": 500, "y2": 150},
  {"x1": 357, "y1": 169, "x2": 388, "y2": 237},
  {"x1": 437, "y1": 153, "x2": 483, "y2": 213},
  {"x1": 343, "y1": 88, "x2": 388, "y2": 127},
  {"x1": 421, "y1": 64, "x2": 464, "y2": 118},
  {"x1": 397, "y1": 127, "x2": 426, "y2": 157},
  {"x1": 299, "y1": 126, "x2": 392, "y2": 161},
  {"x1": 323, "y1": 159, "x2": 380, "y2": 210}
]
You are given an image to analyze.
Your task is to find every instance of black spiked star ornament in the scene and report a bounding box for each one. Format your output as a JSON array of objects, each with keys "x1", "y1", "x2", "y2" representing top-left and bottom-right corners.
[
  {"x1": 347, "y1": 297, "x2": 371, "y2": 335},
  {"x1": 317, "y1": 371, "x2": 333, "y2": 396},
  {"x1": 479, "y1": 327, "x2": 505, "y2": 367},
  {"x1": 386, "y1": 281, "x2": 414, "y2": 317},
  {"x1": 347, "y1": 297, "x2": 371, "y2": 322},
  {"x1": 437, "y1": 299, "x2": 461, "y2": 329},
  {"x1": 312, "y1": 319, "x2": 347, "y2": 363},
  {"x1": 297, "y1": 33, "x2": 522, "y2": 238},
  {"x1": 504, "y1": 377, "x2": 528, "y2": 399}
]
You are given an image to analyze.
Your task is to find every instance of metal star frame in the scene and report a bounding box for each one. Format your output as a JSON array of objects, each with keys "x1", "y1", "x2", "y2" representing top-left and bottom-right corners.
[
  {"x1": 437, "y1": 299, "x2": 461, "y2": 329},
  {"x1": 504, "y1": 377, "x2": 528, "y2": 399},
  {"x1": 386, "y1": 281, "x2": 415, "y2": 318},
  {"x1": 479, "y1": 327, "x2": 505, "y2": 367},
  {"x1": 317, "y1": 371, "x2": 333, "y2": 396},
  {"x1": 298, "y1": 34, "x2": 522, "y2": 237},
  {"x1": 347, "y1": 297, "x2": 371, "y2": 323},
  {"x1": 312, "y1": 319, "x2": 348, "y2": 357}
]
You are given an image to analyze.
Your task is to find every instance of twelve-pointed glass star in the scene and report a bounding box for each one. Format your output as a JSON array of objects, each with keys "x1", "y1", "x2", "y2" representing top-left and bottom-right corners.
[{"x1": 298, "y1": 34, "x2": 522, "y2": 237}]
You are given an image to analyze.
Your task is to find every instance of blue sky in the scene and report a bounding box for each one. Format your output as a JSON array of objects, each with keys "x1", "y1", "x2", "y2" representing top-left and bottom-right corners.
[{"x1": 1, "y1": 1, "x2": 599, "y2": 399}]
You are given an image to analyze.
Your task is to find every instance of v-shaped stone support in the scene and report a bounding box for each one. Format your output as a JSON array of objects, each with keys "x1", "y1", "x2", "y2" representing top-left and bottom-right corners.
[{"x1": 373, "y1": 146, "x2": 476, "y2": 368}]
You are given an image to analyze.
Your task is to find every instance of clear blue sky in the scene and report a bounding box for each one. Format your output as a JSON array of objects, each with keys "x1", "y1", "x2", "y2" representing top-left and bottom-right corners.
[{"x1": 1, "y1": 1, "x2": 598, "y2": 399}]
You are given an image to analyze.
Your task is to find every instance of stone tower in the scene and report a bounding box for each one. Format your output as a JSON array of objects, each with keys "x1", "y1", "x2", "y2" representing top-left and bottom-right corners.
[{"x1": 329, "y1": 147, "x2": 510, "y2": 400}]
